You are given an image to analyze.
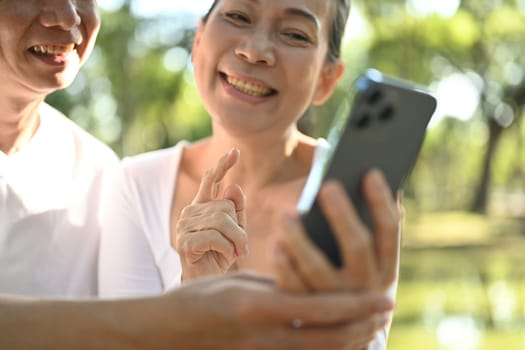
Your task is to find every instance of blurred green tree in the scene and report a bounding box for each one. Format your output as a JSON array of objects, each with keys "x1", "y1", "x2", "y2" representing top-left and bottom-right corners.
[
  {"x1": 46, "y1": 1, "x2": 210, "y2": 156},
  {"x1": 46, "y1": 0, "x2": 525, "y2": 214},
  {"x1": 347, "y1": 0, "x2": 525, "y2": 214}
]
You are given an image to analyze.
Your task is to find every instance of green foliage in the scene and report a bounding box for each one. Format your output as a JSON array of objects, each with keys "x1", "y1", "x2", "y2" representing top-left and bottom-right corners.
[
  {"x1": 308, "y1": 3, "x2": 525, "y2": 214},
  {"x1": 391, "y1": 212, "x2": 525, "y2": 349},
  {"x1": 47, "y1": 1, "x2": 206, "y2": 156},
  {"x1": 47, "y1": 1, "x2": 525, "y2": 209},
  {"x1": 344, "y1": 1, "x2": 525, "y2": 214}
]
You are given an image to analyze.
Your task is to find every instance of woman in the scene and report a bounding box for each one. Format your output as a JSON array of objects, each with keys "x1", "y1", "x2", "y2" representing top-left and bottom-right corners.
[
  {"x1": 0, "y1": 0, "x2": 118, "y2": 297},
  {"x1": 99, "y1": 0, "x2": 399, "y2": 346}
]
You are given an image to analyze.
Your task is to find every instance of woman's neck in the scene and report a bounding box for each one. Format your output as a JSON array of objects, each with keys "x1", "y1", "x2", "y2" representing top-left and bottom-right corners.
[
  {"x1": 0, "y1": 96, "x2": 43, "y2": 155},
  {"x1": 196, "y1": 127, "x2": 317, "y2": 193}
]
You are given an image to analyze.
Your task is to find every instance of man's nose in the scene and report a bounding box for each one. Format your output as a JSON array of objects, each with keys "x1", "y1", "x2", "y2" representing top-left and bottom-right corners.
[{"x1": 39, "y1": 0, "x2": 81, "y2": 30}]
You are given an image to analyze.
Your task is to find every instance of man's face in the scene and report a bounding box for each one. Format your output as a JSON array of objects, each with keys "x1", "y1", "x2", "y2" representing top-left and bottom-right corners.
[{"x1": 0, "y1": 0, "x2": 100, "y2": 97}]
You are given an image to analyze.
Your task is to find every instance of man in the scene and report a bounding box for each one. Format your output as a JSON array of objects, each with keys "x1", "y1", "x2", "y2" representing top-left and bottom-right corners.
[{"x1": 0, "y1": 0, "x2": 117, "y2": 298}]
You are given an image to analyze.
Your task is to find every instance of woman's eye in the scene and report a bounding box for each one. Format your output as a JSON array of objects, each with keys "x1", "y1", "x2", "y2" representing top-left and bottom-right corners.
[
  {"x1": 281, "y1": 32, "x2": 310, "y2": 44},
  {"x1": 225, "y1": 12, "x2": 250, "y2": 24}
]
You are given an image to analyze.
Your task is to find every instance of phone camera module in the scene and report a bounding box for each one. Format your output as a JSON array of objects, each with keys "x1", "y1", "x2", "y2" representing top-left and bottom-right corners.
[
  {"x1": 379, "y1": 104, "x2": 395, "y2": 121},
  {"x1": 366, "y1": 88, "x2": 383, "y2": 105},
  {"x1": 353, "y1": 110, "x2": 371, "y2": 129}
]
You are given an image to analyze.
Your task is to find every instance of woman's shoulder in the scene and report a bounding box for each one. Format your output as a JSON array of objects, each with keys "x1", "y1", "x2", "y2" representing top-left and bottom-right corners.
[
  {"x1": 113, "y1": 141, "x2": 189, "y2": 192},
  {"x1": 121, "y1": 141, "x2": 188, "y2": 172}
]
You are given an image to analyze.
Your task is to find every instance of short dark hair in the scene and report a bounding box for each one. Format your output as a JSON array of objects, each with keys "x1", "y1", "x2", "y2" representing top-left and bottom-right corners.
[{"x1": 202, "y1": 0, "x2": 351, "y2": 63}]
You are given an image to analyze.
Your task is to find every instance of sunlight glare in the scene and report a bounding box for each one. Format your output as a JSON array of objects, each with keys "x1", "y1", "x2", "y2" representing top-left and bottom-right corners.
[
  {"x1": 430, "y1": 73, "x2": 481, "y2": 127},
  {"x1": 407, "y1": 0, "x2": 460, "y2": 18},
  {"x1": 163, "y1": 47, "x2": 190, "y2": 73},
  {"x1": 130, "y1": 0, "x2": 211, "y2": 17},
  {"x1": 437, "y1": 316, "x2": 482, "y2": 350},
  {"x1": 98, "y1": 0, "x2": 125, "y2": 12}
]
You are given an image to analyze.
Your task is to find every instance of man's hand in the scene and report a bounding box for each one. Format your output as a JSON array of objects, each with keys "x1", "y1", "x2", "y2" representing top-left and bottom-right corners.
[{"x1": 158, "y1": 272, "x2": 394, "y2": 350}]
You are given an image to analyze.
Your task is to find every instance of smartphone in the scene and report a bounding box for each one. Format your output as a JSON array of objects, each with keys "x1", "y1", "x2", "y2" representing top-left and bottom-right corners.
[{"x1": 296, "y1": 69, "x2": 437, "y2": 267}]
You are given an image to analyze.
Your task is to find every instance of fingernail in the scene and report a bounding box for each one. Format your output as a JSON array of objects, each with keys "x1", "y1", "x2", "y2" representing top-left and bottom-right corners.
[
  {"x1": 222, "y1": 148, "x2": 233, "y2": 161},
  {"x1": 367, "y1": 169, "x2": 386, "y2": 193},
  {"x1": 369, "y1": 168, "x2": 381, "y2": 183}
]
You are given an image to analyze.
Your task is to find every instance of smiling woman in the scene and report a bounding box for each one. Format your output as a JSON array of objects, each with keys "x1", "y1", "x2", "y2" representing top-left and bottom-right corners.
[{"x1": 98, "y1": 0, "x2": 400, "y2": 349}]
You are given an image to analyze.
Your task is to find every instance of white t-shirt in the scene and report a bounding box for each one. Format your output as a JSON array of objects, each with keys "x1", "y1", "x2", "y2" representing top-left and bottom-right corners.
[
  {"x1": 98, "y1": 142, "x2": 187, "y2": 298},
  {"x1": 0, "y1": 103, "x2": 118, "y2": 298},
  {"x1": 98, "y1": 140, "x2": 329, "y2": 298}
]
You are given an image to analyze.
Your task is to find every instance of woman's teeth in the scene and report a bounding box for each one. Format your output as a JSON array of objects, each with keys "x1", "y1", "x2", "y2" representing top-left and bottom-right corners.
[
  {"x1": 30, "y1": 44, "x2": 75, "y2": 56},
  {"x1": 226, "y1": 76, "x2": 273, "y2": 97}
]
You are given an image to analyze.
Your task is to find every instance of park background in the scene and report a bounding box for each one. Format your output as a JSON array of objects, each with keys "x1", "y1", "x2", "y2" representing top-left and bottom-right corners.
[{"x1": 47, "y1": 0, "x2": 525, "y2": 348}]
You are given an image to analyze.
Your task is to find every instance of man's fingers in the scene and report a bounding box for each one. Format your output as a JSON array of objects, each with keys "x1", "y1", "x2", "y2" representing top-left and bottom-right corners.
[
  {"x1": 269, "y1": 324, "x2": 367, "y2": 350},
  {"x1": 242, "y1": 290, "x2": 394, "y2": 327},
  {"x1": 339, "y1": 314, "x2": 390, "y2": 350},
  {"x1": 193, "y1": 148, "x2": 239, "y2": 204},
  {"x1": 244, "y1": 315, "x2": 386, "y2": 350}
]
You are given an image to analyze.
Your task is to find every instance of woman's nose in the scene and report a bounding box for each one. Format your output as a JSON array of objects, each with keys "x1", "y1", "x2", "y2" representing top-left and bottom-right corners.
[{"x1": 234, "y1": 30, "x2": 276, "y2": 66}]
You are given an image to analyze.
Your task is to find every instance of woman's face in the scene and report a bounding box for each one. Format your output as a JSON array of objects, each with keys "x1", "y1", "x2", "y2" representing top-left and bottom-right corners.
[
  {"x1": 192, "y1": 0, "x2": 344, "y2": 136},
  {"x1": 0, "y1": 0, "x2": 100, "y2": 97}
]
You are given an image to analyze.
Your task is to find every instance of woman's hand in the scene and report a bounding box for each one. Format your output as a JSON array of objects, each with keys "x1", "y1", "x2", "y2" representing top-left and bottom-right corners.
[
  {"x1": 276, "y1": 169, "x2": 401, "y2": 292},
  {"x1": 273, "y1": 169, "x2": 402, "y2": 349},
  {"x1": 174, "y1": 148, "x2": 248, "y2": 282}
]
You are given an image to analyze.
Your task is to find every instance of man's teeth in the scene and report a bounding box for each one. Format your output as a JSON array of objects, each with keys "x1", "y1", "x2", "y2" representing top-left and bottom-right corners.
[
  {"x1": 226, "y1": 76, "x2": 273, "y2": 97},
  {"x1": 31, "y1": 44, "x2": 75, "y2": 55}
]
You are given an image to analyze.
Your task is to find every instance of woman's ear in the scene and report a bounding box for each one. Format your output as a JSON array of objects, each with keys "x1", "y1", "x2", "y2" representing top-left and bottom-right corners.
[
  {"x1": 191, "y1": 20, "x2": 205, "y2": 63},
  {"x1": 312, "y1": 60, "x2": 345, "y2": 105}
]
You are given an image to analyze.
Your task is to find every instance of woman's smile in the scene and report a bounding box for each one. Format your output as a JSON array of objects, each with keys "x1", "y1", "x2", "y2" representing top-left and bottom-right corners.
[{"x1": 219, "y1": 72, "x2": 278, "y2": 102}]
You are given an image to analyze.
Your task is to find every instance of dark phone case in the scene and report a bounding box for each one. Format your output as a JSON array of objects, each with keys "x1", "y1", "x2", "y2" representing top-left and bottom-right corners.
[{"x1": 299, "y1": 70, "x2": 437, "y2": 267}]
